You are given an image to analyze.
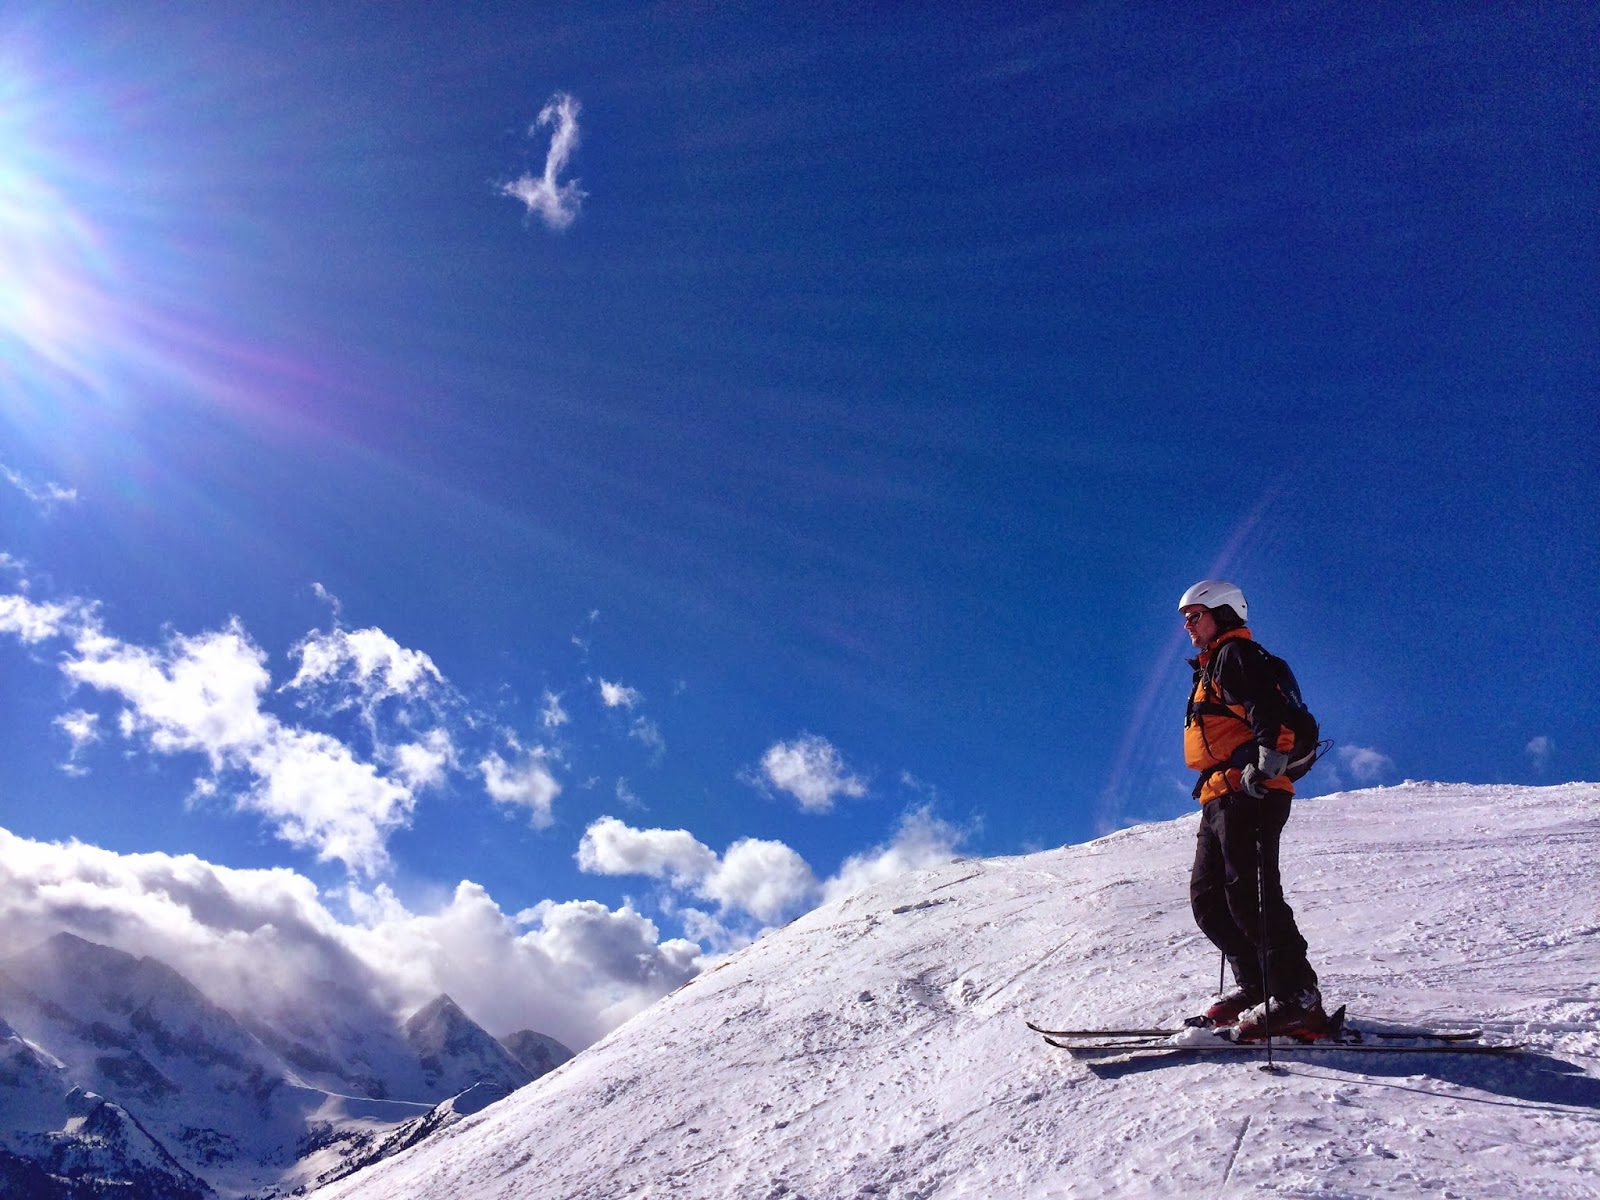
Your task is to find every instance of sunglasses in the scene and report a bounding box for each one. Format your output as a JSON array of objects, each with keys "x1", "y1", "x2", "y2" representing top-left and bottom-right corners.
[{"x1": 1182, "y1": 611, "x2": 1208, "y2": 626}]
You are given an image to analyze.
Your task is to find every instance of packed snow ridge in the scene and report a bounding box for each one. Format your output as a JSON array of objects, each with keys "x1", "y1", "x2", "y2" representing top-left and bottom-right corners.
[{"x1": 309, "y1": 782, "x2": 1600, "y2": 1200}]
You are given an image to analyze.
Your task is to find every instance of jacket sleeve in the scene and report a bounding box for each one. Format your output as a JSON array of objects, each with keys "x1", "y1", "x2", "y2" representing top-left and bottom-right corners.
[{"x1": 1213, "y1": 641, "x2": 1293, "y2": 754}]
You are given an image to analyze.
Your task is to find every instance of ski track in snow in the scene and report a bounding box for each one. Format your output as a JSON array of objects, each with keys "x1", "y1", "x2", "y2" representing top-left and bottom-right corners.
[{"x1": 310, "y1": 783, "x2": 1600, "y2": 1199}]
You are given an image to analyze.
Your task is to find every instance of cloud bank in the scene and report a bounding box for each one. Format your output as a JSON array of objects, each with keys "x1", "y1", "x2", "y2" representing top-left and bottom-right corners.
[{"x1": 0, "y1": 827, "x2": 695, "y2": 1052}]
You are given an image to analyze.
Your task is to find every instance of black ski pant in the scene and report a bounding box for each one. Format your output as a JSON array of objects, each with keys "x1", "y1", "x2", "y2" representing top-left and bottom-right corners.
[{"x1": 1190, "y1": 789, "x2": 1317, "y2": 1002}]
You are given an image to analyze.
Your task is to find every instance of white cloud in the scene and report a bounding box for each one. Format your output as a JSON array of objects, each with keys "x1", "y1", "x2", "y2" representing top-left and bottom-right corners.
[
  {"x1": 577, "y1": 806, "x2": 965, "y2": 931},
  {"x1": 576, "y1": 815, "x2": 718, "y2": 885},
  {"x1": 0, "y1": 591, "x2": 86, "y2": 644},
  {"x1": 480, "y1": 748, "x2": 562, "y2": 827},
  {"x1": 241, "y1": 728, "x2": 416, "y2": 872},
  {"x1": 520, "y1": 897, "x2": 700, "y2": 998},
  {"x1": 541, "y1": 690, "x2": 569, "y2": 728},
  {"x1": 701, "y1": 838, "x2": 818, "y2": 924},
  {"x1": 390, "y1": 728, "x2": 457, "y2": 791},
  {"x1": 577, "y1": 816, "x2": 816, "y2": 925},
  {"x1": 1335, "y1": 744, "x2": 1397, "y2": 785},
  {"x1": 599, "y1": 678, "x2": 642, "y2": 709},
  {"x1": 310, "y1": 581, "x2": 344, "y2": 620},
  {"x1": 759, "y1": 734, "x2": 868, "y2": 814},
  {"x1": 0, "y1": 828, "x2": 698, "y2": 1052},
  {"x1": 288, "y1": 626, "x2": 445, "y2": 707},
  {"x1": 614, "y1": 777, "x2": 643, "y2": 809},
  {"x1": 64, "y1": 619, "x2": 277, "y2": 763},
  {"x1": 59, "y1": 620, "x2": 419, "y2": 873},
  {"x1": 1324, "y1": 742, "x2": 1401, "y2": 790},
  {"x1": 1, "y1": 592, "x2": 441, "y2": 875},
  {"x1": 675, "y1": 906, "x2": 740, "y2": 953},
  {"x1": 1526, "y1": 736, "x2": 1553, "y2": 771},
  {"x1": 53, "y1": 708, "x2": 100, "y2": 775},
  {"x1": 822, "y1": 807, "x2": 966, "y2": 905},
  {"x1": 630, "y1": 716, "x2": 666, "y2": 761},
  {"x1": 2, "y1": 464, "x2": 78, "y2": 513},
  {"x1": 500, "y1": 92, "x2": 586, "y2": 231}
]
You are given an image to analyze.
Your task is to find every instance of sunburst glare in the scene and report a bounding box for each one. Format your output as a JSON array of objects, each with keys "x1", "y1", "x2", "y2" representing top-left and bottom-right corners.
[{"x1": 0, "y1": 55, "x2": 128, "y2": 429}]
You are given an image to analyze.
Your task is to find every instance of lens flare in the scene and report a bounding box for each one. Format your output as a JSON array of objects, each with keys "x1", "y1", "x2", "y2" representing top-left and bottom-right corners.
[
  {"x1": 0, "y1": 26, "x2": 368, "y2": 507},
  {"x1": 0, "y1": 56, "x2": 127, "y2": 429}
]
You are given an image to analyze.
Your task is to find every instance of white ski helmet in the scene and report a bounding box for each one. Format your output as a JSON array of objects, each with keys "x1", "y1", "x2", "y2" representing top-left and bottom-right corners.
[{"x1": 1178, "y1": 579, "x2": 1248, "y2": 623}]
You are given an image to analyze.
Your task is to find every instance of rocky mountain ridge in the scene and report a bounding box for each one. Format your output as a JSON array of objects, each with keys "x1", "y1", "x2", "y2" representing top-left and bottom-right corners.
[{"x1": 0, "y1": 933, "x2": 572, "y2": 1198}]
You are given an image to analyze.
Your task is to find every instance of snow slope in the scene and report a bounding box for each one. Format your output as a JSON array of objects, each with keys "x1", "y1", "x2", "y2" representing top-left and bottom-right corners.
[{"x1": 309, "y1": 782, "x2": 1600, "y2": 1200}]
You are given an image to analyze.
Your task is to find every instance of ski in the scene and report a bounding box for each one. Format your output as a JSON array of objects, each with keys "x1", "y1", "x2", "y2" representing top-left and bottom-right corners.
[
  {"x1": 1342, "y1": 1027, "x2": 1484, "y2": 1043},
  {"x1": 1026, "y1": 1020, "x2": 1483, "y2": 1043},
  {"x1": 1044, "y1": 1035, "x2": 1523, "y2": 1060},
  {"x1": 1026, "y1": 1022, "x2": 1175, "y2": 1038}
]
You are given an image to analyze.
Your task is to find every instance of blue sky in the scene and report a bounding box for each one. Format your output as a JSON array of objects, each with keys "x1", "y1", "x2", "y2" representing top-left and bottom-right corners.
[{"x1": 2, "y1": 4, "x2": 1596, "y2": 1045}]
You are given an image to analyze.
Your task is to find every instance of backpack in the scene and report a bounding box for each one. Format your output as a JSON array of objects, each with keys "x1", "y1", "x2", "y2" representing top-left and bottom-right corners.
[
  {"x1": 1197, "y1": 639, "x2": 1329, "y2": 782},
  {"x1": 1250, "y1": 644, "x2": 1326, "y2": 781}
]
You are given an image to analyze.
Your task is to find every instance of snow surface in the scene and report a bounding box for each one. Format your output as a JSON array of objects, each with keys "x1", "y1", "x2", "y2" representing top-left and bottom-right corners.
[{"x1": 308, "y1": 782, "x2": 1600, "y2": 1199}]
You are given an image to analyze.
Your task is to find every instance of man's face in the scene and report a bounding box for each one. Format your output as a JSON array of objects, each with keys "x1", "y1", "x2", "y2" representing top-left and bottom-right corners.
[{"x1": 1181, "y1": 605, "x2": 1217, "y2": 648}]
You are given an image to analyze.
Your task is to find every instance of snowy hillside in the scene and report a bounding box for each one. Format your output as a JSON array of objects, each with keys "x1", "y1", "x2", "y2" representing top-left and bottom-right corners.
[{"x1": 309, "y1": 783, "x2": 1600, "y2": 1200}]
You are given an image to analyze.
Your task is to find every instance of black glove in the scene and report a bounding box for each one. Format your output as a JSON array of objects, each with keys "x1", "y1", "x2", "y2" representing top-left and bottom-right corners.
[{"x1": 1239, "y1": 746, "x2": 1290, "y2": 799}]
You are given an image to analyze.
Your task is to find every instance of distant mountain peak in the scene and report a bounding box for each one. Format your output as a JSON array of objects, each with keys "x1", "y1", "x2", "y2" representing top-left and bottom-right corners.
[
  {"x1": 406, "y1": 993, "x2": 465, "y2": 1026},
  {"x1": 498, "y1": 1028, "x2": 573, "y2": 1078},
  {"x1": 403, "y1": 994, "x2": 531, "y2": 1097}
]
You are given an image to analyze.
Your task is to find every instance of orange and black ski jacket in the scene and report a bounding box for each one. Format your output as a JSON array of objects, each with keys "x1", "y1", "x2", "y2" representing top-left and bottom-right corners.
[{"x1": 1185, "y1": 628, "x2": 1297, "y2": 804}]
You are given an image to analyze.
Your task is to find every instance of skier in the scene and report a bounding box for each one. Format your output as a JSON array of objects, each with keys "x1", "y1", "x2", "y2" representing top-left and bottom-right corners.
[{"x1": 1180, "y1": 580, "x2": 1327, "y2": 1040}]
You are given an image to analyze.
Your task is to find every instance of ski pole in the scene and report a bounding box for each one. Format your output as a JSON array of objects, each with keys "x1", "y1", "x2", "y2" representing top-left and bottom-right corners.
[{"x1": 1256, "y1": 824, "x2": 1276, "y2": 1071}]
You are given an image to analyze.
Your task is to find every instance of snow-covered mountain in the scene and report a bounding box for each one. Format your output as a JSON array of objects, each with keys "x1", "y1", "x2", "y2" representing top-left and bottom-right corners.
[
  {"x1": 0, "y1": 1016, "x2": 212, "y2": 1200},
  {"x1": 498, "y1": 1028, "x2": 573, "y2": 1078},
  {"x1": 404, "y1": 994, "x2": 532, "y2": 1098},
  {"x1": 307, "y1": 782, "x2": 1600, "y2": 1200},
  {"x1": 0, "y1": 938, "x2": 567, "y2": 1197}
]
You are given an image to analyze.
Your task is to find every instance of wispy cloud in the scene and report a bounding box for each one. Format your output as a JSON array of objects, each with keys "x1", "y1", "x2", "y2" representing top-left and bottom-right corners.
[
  {"x1": 1334, "y1": 744, "x2": 1397, "y2": 786},
  {"x1": 500, "y1": 92, "x2": 586, "y2": 231},
  {"x1": 0, "y1": 591, "x2": 88, "y2": 644},
  {"x1": 52, "y1": 709, "x2": 99, "y2": 775},
  {"x1": 755, "y1": 734, "x2": 868, "y2": 814},
  {"x1": 1, "y1": 465, "x2": 78, "y2": 514},
  {"x1": 820, "y1": 808, "x2": 967, "y2": 905},
  {"x1": 629, "y1": 716, "x2": 666, "y2": 763},
  {"x1": 614, "y1": 777, "x2": 643, "y2": 809},
  {"x1": 595, "y1": 678, "x2": 664, "y2": 761},
  {"x1": 598, "y1": 678, "x2": 642, "y2": 709},
  {"x1": 1526, "y1": 735, "x2": 1553, "y2": 771},
  {"x1": 541, "y1": 689, "x2": 570, "y2": 728}
]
